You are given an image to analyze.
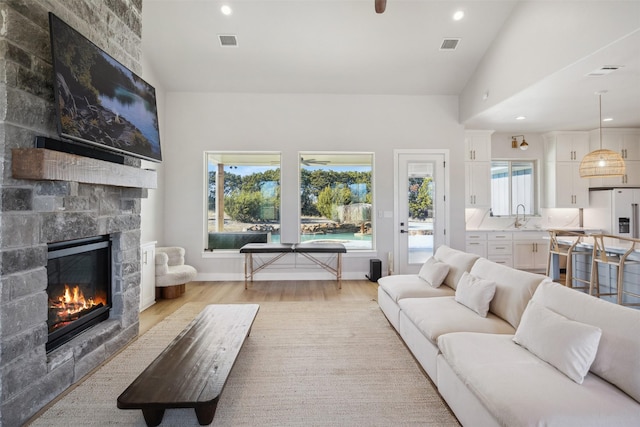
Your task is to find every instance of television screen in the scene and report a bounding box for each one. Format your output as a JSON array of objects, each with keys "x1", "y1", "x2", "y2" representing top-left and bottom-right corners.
[{"x1": 49, "y1": 13, "x2": 162, "y2": 163}]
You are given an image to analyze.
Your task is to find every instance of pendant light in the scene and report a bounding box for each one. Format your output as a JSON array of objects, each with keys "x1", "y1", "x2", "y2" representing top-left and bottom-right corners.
[{"x1": 579, "y1": 92, "x2": 625, "y2": 178}]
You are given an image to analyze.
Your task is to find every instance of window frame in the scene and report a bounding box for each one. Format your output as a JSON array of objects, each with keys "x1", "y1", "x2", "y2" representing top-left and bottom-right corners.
[
  {"x1": 204, "y1": 151, "x2": 282, "y2": 252},
  {"x1": 490, "y1": 158, "x2": 538, "y2": 217},
  {"x1": 298, "y1": 151, "x2": 375, "y2": 251}
]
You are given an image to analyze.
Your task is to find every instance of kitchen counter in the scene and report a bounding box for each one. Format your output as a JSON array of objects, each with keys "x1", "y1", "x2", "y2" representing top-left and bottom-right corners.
[
  {"x1": 549, "y1": 235, "x2": 640, "y2": 306},
  {"x1": 466, "y1": 227, "x2": 600, "y2": 233},
  {"x1": 555, "y1": 235, "x2": 640, "y2": 256}
]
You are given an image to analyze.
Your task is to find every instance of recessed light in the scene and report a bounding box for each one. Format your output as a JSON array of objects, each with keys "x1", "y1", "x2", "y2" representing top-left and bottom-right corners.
[
  {"x1": 515, "y1": 116, "x2": 526, "y2": 120},
  {"x1": 221, "y1": 5, "x2": 232, "y2": 16},
  {"x1": 453, "y1": 10, "x2": 464, "y2": 21},
  {"x1": 603, "y1": 118, "x2": 613, "y2": 122}
]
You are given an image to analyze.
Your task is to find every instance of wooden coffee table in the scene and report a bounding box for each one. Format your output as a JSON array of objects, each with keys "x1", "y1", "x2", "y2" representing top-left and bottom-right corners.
[{"x1": 117, "y1": 304, "x2": 259, "y2": 426}]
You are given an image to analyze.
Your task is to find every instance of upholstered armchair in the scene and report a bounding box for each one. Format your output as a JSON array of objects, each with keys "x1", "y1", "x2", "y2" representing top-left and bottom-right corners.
[{"x1": 155, "y1": 246, "x2": 197, "y2": 299}]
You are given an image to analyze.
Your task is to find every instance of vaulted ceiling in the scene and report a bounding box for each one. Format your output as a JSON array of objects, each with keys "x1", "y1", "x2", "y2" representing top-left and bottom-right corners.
[{"x1": 142, "y1": 0, "x2": 640, "y2": 133}]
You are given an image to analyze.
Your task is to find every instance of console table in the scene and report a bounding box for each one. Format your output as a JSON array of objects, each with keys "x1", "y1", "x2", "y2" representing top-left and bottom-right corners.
[{"x1": 240, "y1": 242, "x2": 346, "y2": 288}]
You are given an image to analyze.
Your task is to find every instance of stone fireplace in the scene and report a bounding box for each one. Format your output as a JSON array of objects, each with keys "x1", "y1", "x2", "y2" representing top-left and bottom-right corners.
[{"x1": 0, "y1": 1, "x2": 148, "y2": 425}]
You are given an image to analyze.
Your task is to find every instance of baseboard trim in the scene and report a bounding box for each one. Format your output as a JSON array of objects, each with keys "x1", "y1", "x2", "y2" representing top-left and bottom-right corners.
[{"x1": 195, "y1": 271, "x2": 370, "y2": 282}]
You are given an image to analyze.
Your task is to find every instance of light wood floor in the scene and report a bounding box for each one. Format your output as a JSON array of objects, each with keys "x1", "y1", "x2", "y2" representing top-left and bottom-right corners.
[
  {"x1": 140, "y1": 280, "x2": 379, "y2": 335},
  {"x1": 27, "y1": 280, "x2": 378, "y2": 424}
]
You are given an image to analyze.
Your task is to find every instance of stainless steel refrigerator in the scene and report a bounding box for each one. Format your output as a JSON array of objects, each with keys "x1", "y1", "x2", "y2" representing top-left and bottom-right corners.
[{"x1": 584, "y1": 188, "x2": 640, "y2": 238}]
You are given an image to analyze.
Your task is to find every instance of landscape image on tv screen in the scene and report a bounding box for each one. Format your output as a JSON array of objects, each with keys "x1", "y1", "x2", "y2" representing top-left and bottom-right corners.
[{"x1": 49, "y1": 13, "x2": 162, "y2": 162}]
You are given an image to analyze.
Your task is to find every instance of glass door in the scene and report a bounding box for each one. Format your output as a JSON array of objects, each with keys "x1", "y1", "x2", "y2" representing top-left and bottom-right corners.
[{"x1": 395, "y1": 151, "x2": 447, "y2": 274}]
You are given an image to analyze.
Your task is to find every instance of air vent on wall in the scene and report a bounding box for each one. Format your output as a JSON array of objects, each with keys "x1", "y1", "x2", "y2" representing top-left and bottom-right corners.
[
  {"x1": 219, "y1": 35, "x2": 238, "y2": 47},
  {"x1": 586, "y1": 65, "x2": 622, "y2": 77},
  {"x1": 440, "y1": 38, "x2": 460, "y2": 50}
]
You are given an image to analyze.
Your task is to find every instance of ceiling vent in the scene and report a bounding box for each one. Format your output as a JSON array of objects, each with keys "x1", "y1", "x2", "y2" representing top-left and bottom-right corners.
[
  {"x1": 586, "y1": 65, "x2": 622, "y2": 77},
  {"x1": 219, "y1": 35, "x2": 238, "y2": 47},
  {"x1": 440, "y1": 38, "x2": 460, "y2": 51}
]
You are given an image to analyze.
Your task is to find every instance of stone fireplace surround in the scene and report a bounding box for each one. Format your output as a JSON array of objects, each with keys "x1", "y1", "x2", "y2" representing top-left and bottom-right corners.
[{"x1": 0, "y1": 1, "x2": 147, "y2": 425}]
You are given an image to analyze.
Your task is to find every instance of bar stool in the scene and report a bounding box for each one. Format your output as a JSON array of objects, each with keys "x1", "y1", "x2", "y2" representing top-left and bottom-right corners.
[
  {"x1": 546, "y1": 230, "x2": 591, "y2": 290},
  {"x1": 589, "y1": 234, "x2": 640, "y2": 306}
]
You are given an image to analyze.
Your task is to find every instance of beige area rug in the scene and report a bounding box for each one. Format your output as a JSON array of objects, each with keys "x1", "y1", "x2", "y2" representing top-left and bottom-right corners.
[{"x1": 29, "y1": 301, "x2": 459, "y2": 426}]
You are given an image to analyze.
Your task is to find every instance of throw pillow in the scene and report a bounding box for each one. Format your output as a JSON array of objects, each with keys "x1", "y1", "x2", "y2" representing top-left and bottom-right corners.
[
  {"x1": 454, "y1": 272, "x2": 496, "y2": 317},
  {"x1": 418, "y1": 257, "x2": 450, "y2": 288},
  {"x1": 513, "y1": 300, "x2": 602, "y2": 384}
]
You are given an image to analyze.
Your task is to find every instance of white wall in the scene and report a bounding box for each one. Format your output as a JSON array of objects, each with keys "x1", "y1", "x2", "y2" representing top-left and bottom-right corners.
[{"x1": 160, "y1": 93, "x2": 464, "y2": 280}]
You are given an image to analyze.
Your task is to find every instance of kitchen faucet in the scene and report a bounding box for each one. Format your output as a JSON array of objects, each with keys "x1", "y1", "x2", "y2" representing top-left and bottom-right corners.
[{"x1": 515, "y1": 204, "x2": 526, "y2": 228}]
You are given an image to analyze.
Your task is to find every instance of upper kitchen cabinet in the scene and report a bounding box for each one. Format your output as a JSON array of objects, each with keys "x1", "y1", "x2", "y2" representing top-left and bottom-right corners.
[
  {"x1": 465, "y1": 161, "x2": 491, "y2": 208},
  {"x1": 544, "y1": 131, "x2": 590, "y2": 162},
  {"x1": 588, "y1": 129, "x2": 640, "y2": 187},
  {"x1": 590, "y1": 128, "x2": 640, "y2": 160},
  {"x1": 464, "y1": 130, "x2": 493, "y2": 162},
  {"x1": 543, "y1": 131, "x2": 590, "y2": 208},
  {"x1": 465, "y1": 130, "x2": 493, "y2": 208}
]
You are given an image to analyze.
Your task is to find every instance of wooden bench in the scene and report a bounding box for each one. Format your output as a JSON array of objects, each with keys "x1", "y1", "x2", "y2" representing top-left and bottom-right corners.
[
  {"x1": 240, "y1": 242, "x2": 346, "y2": 289},
  {"x1": 117, "y1": 304, "x2": 260, "y2": 426}
]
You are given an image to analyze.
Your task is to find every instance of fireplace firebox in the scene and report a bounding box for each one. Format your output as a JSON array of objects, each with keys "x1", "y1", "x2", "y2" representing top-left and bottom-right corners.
[{"x1": 46, "y1": 235, "x2": 112, "y2": 352}]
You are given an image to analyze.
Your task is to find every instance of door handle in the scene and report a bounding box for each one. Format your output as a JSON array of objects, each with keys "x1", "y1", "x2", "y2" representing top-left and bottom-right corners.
[{"x1": 400, "y1": 229, "x2": 408, "y2": 233}]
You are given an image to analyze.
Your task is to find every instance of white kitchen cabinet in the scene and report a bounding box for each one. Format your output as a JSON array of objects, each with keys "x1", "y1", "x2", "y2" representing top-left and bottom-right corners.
[
  {"x1": 545, "y1": 131, "x2": 590, "y2": 162},
  {"x1": 544, "y1": 131, "x2": 590, "y2": 208},
  {"x1": 464, "y1": 232, "x2": 514, "y2": 267},
  {"x1": 588, "y1": 129, "x2": 640, "y2": 187},
  {"x1": 487, "y1": 232, "x2": 512, "y2": 241},
  {"x1": 545, "y1": 162, "x2": 589, "y2": 207},
  {"x1": 513, "y1": 233, "x2": 548, "y2": 271},
  {"x1": 487, "y1": 232, "x2": 513, "y2": 266},
  {"x1": 466, "y1": 231, "x2": 548, "y2": 271},
  {"x1": 465, "y1": 232, "x2": 487, "y2": 258},
  {"x1": 465, "y1": 162, "x2": 491, "y2": 208},
  {"x1": 543, "y1": 131, "x2": 590, "y2": 208},
  {"x1": 589, "y1": 128, "x2": 640, "y2": 161},
  {"x1": 464, "y1": 130, "x2": 493, "y2": 162},
  {"x1": 140, "y1": 241, "x2": 156, "y2": 312},
  {"x1": 465, "y1": 130, "x2": 493, "y2": 208},
  {"x1": 589, "y1": 160, "x2": 640, "y2": 187}
]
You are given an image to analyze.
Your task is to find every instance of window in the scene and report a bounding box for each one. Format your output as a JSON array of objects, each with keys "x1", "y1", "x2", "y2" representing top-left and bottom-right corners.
[
  {"x1": 300, "y1": 153, "x2": 373, "y2": 250},
  {"x1": 491, "y1": 160, "x2": 536, "y2": 216},
  {"x1": 206, "y1": 152, "x2": 280, "y2": 250}
]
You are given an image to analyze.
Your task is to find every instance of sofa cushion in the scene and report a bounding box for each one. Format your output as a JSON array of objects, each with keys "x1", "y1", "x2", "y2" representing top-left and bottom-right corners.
[
  {"x1": 378, "y1": 275, "x2": 455, "y2": 303},
  {"x1": 514, "y1": 300, "x2": 602, "y2": 384},
  {"x1": 469, "y1": 258, "x2": 548, "y2": 328},
  {"x1": 433, "y1": 245, "x2": 480, "y2": 290},
  {"x1": 454, "y1": 272, "x2": 496, "y2": 317},
  {"x1": 531, "y1": 281, "x2": 640, "y2": 404},
  {"x1": 418, "y1": 256, "x2": 450, "y2": 288},
  {"x1": 398, "y1": 297, "x2": 514, "y2": 345},
  {"x1": 438, "y1": 332, "x2": 640, "y2": 427}
]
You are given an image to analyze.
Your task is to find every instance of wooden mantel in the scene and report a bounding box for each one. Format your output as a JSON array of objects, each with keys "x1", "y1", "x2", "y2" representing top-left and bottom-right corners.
[{"x1": 12, "y1": 148, "x2": 157, "y2": 189}]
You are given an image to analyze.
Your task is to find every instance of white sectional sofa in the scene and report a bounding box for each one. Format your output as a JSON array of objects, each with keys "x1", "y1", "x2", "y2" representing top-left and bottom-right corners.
[{"x1": 378, "y1": 245, "x2": 640, "y2": 426}]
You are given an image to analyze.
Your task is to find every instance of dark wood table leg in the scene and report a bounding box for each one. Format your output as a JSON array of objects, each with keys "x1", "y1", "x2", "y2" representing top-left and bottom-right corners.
[
  {"x1": 142, "y1": 408, "x2": 165, "y2": 426},
  {"x1": 195, "y1": 401, "x2": 218, "y2": 425}
]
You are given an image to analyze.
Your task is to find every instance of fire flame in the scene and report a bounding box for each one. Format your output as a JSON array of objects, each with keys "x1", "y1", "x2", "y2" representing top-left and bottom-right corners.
[
  {"x1": 49, "y1": 285, "x2": 107, "y2": 333},
  {"x1": 56, "y1": 284, "x2": 96, "y2": 315}
]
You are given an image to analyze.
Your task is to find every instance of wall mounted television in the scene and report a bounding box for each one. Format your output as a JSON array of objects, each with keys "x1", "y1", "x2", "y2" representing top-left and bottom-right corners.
[{"x1": 49, "y1": 13, "x2": 162, "y2": 163}]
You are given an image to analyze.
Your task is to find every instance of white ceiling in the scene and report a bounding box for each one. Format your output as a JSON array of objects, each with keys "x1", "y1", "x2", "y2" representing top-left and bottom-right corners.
[{"x1": 142, "y1": 0, "x2": 640, "y2": 133}]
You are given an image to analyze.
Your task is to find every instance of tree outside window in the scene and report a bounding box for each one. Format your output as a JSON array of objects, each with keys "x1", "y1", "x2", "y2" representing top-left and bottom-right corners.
[
  {"x1": 206, "y1": 152, "x2": 281, "y2": 250},
  {"x1": 300, "y1": 153, "x2": 374, "y2": 250}
]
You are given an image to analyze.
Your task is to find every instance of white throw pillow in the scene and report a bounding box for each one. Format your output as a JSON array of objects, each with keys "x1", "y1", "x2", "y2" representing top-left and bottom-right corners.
[
  {"x1": 513, "y1": 300, "x2": 602, "y2": 384},
  {"x1": 454, "y1": 272, "x2": 496, "y2": 317},
  {"x1": 417, "y1": 257, "x2": 450, "y2": 288}
]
